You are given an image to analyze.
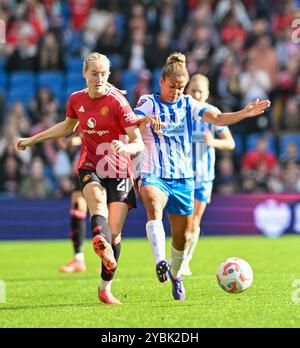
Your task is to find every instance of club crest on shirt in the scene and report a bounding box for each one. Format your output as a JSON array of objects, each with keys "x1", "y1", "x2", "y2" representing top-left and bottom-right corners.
[
  {"x1": 100, "y1": 106, "x2": 109, "y2": 116},
  {"x1": 83, "y1": 174, "x2": 91, "y2": 182},
  {"x1": 87, "y1": 118, "x2": 96, "y2": 128}
]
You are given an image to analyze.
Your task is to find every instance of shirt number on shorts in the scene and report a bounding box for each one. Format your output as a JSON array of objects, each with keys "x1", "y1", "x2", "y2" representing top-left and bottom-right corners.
[{"x1": 117, "y1": 179, "x2": 129, "y2": 192}]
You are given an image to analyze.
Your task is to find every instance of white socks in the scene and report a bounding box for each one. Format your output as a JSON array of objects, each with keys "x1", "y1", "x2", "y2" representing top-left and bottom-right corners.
[
  {"x1": 100, "y1": 280, "x2": 112, "y2": 291},
  {"x1": 74, "y1": 252, "x2": 84, "y2": 262},
  {"x1": 186, "y1": 226, "x2": 201, "y2": 262},
  {"x1": 146, "y1": 220, "x2": 166, "y2": 265},
  {"x1": 170, "y1": 244, "x2": 188, "y2": 279},
  {"x1": 146, "y1": 220, "x2": 197, "y2": 279}
]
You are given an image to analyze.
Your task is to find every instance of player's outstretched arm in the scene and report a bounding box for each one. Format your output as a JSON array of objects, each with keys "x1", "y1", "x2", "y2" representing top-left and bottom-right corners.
[
  {"x1": 202, "y1": 99, "x2": 271, "y2": 126},
  {"x1": 16, "y1": 117, "x2": 79, "y2": 151}
]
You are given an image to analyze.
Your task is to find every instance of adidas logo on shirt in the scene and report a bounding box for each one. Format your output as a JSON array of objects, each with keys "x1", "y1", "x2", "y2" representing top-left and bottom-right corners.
[{"x1": 78, "y1": 106, "x2": 85, "y2": 112}]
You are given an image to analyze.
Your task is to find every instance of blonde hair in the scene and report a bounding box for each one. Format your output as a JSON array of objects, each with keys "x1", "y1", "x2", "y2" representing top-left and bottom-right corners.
[
  {"x1": 187, "y1": 73, "x2": 210, "y2": 102},
  {"x1": 83, "y1": 52, "x2": 111, "y2": 72},
  {"x1": 189, "y1": 74, "x2": 209, "y2": 89},
  {"x1": 82, "y1": 52, "x2": 128, "y2": 94},
  {"x1": 162, "y1": 52, "x2": 189, "y2": 81}
]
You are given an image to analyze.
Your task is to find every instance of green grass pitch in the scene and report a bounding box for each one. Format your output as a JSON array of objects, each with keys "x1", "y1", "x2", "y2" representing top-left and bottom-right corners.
[{"x1": 0, "y1": 235, "x2": 299, "y2": 328}]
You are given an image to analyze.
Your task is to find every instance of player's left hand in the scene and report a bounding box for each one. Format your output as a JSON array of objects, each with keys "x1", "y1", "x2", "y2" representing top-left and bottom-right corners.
[
  {"x1": 139, "y1": 115, "x2": 167, "y2": 133},
  {"x1": 244, "y1": 99, "x2": 271, "y2": 117},
  {"x1": 111, "y1": 140, "x2": 126, "y2": 154}
]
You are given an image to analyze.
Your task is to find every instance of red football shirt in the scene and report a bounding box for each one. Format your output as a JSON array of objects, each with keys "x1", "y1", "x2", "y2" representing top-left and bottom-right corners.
[{"x1": 67, "y1": 87, "x2": 140, "y2": 178}]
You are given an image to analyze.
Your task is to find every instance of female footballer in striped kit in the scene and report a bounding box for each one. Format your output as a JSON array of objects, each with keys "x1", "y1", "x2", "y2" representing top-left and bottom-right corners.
[{"x1": 135, "y1": 52, "x2": 270, "y2": 300}]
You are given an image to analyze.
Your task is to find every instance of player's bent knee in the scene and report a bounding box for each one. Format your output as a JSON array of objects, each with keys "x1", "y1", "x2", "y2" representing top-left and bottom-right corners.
[
  {"x1": 146, "y1": 207, "x2": 163, "y2": 220},
  {"x1": 173, "y1": 233, "x2": 189, "y2": 249},
  {"x1": 89, "y1": 203, "x2": 108, "y2": 219}
]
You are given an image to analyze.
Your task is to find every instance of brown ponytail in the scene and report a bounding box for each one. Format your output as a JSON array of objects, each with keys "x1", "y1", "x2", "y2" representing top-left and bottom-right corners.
[{"x1": 162, "y1": 52, "x2": 189, "y2": 81}]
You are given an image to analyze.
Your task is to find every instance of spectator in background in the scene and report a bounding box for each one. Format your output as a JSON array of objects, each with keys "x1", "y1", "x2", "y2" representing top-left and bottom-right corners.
[
  {"x1": 0, "y1": 154, "x2": 22, "y2": 196},
  {"x1": 213, "y1": 34, "x2": 245, "y2": 67},
  {"x1": 53, "y1": 147, "x2": 72, "y2": 179},
  {"x1": 146, "y1": 31, "x2": 172, "y2": 71},
  {"x1": 240, "y1": 58, "x2": 271, "y2": 105},
  {"x1": 4, "y1": 102, "x2": 32, "y2": 139},
  {"x1": 247, "y1": 33, "x2": 279, "y2": 92},
  {"x1": 126, "y1": 2, "x2": 147, "y2": 33},
  {"x1": 242, "y1": 137, "x2": 278, "y2": 175},
  {"x1": 187, "y1": 23, "x2": 214, "y2": 66},
  {"x1": 0, "y1": 126, "x2": 31, "y2": 166},
  {"x1": 94, "y1": 17, "x2": 123, "y2": 59},
  {"x1": 29, "y1": 87, "x2": 59, "y2": 124},
  {"x1": 272, "y1": 0, "x2": 297, "y2": 36},
  {"x1": 0, "y1": 6, "x2": 9, "y2": 57},
  {"x1": 276, "y1": 26, "x2": 299, "y2": 67},
  {"x1": 253, "y1": 161, "x2": 271, "y2": 192},
  {"x1": 215, "y1": 154, "x2": 239, "y2": 194},
  {"x1": 242, "y1": 137, "x2": 279, "y2": 192},
  {"x1": 5, "y1": 3, "x2": 46, "y2": 53},
  {"x1": 0, "y1": 132, "x2": 24, "y2": 196},
  {"x1": 37, "y1": 31, "x2": 65, "y2": 71},
  {"x1": 282, "y1": 161, "x2": 300, "y2": 192},
  {"x1": 134, "y1": 69, "x2": 152, "y2": 104},
  {"x1": 5, "y1": 0, "x2": 47, "y2": 70},
  {"x1": 246, "y1": 17, "x2": 269, "y2": 46},
  {"x1": 280, "y1": 142, "x2": 300, "y2": 168},
  {"x1": 70, "y1": 0, "x2": 95, "y2": 31},
  {"x1": 53, "y1": 176, "x2": 75, "y2": 198},
  {"x1": 278, "y1": 56, "x2": 300, "y2": 97},
  {"x1": 178, "y1": 3, "x2": 215, "y2": 52},
  {"x1": 267, "y1": 165, "x2": 285, "y2": 193},
  {"x1": 123, "y1": 28, "x2": 147, "y2": 72},
  {"x1": 214, "y1": 0, "x2": 252, "y2": 32},
  {"x1": 158, "y1": 0, "x2": 176, "y2": 39},
  {"x1": 41, "y1": 0, "x2": 66, "y2": 32},
  {"x1": 83, "y1": 7, "x2": 113, "y2": 53},
  {"x1": 241, "y1": 174, "x2": 259, "y2": 193},
  {"x1": 19, "y1": 156, "x2": 51, "y2": 199},
  {"x1": 6, "y1": 32, "x2": 37, "y2": 72},
  {"x1": 240, "y1": 58, "x2": 271, "y2": 132},
  {"x1": 219, "y1": 14, "x2": 248, "y2": 46},
  {"x1": 30, "y1": 108, "x2": 59, "y2": 167},
  {"x1": 280, "y1": 97, "x2": 300, "y2": 131},
  {"x1": 216, "y1": 53, "x2": 242, "y2": 111}
]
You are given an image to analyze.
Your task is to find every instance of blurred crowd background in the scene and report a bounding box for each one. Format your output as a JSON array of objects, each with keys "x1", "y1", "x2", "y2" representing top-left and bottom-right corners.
[{"x1": 0, "y1": 0, "x2": 299, "y2": 199}]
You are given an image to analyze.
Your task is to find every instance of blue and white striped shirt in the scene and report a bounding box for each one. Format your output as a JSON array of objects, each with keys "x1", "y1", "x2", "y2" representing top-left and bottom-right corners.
[
  {"x1": 192, "y1": 103, "x2": 227, "y2": 183},
  {"x1": 134, "y1": 93, "x2": 208, "y2": 179}
]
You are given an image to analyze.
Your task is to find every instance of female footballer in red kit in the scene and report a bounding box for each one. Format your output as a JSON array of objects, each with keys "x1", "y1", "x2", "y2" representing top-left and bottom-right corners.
[{"x1": 16, "y1": 52, "x2": 144, "y2": 304}]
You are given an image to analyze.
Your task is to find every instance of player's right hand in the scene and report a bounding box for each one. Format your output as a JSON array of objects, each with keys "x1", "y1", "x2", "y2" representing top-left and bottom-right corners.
[
  {"x1": 139, "y1": 115, "x2": 167, "y2": 133},
  {"x1": 15, "y1": 138, "x2": 33, "y2": 151}
]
